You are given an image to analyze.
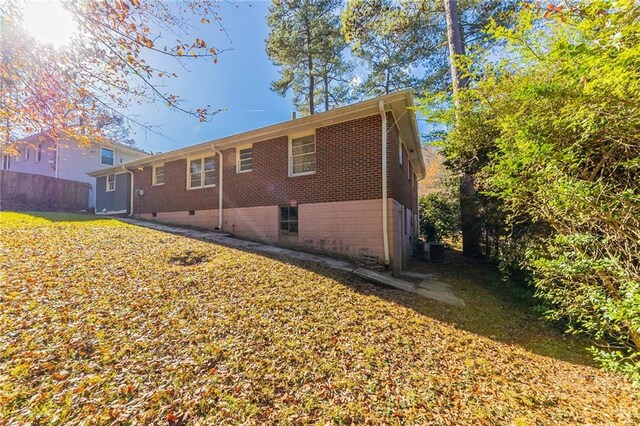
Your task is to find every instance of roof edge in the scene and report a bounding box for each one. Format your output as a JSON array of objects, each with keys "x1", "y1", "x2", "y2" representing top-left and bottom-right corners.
[{"x1": 88, "y1": 90, "x2": 422, "y2": 177}]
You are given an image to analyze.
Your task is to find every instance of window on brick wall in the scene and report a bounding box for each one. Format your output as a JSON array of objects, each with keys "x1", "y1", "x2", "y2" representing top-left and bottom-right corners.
[
  {"x1": 289, "y1": 134, "x2": 315, "y2": 176},
  {"x1": 280, "y1": 206, "x2": 298, "y2": 234},
  {"x1": 153, "y1": 164, "x2": 165, "y2": 186},
  {"x1": 188, "y1": 155, "x2": 216, "y2": 189},
  {"x1": 106, "y1": 174, "x2": 116, "y2": 192},
  {"x1": 399, "y1": 141, "x2": 404, "y2": 165},
  {"x1": 237, "y1": 145, "x2": 253, "y2": 173}
]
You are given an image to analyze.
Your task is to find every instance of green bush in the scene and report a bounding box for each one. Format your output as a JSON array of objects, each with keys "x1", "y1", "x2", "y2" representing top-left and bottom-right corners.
[
  {"x1": 418, "y1": 194, "x2": 458, "y2": 242},
  {"x1": 422, "y1": 0, "x2": 640, "y2": 379}
]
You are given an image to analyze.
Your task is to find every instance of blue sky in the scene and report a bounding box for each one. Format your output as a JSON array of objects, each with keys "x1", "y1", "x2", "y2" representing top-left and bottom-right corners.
[
  {"x1": 22, "y1": 0, "x2": 428, "y2": 153},
  {"x1": 129, "y1": 1, "x2": 301, "y2": 153},
  {"x1": 126, "y1": 1, "x2": 429, "y2": 154}
]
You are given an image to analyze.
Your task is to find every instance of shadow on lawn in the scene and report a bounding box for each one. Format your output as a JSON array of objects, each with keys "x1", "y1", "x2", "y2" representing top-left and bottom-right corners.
[
  {"x1": 163, "y1": 227, "x2": 596, "y2": 368},
  {"x1": 47, "y1": 213, "x2": 593, "y2": 368}
]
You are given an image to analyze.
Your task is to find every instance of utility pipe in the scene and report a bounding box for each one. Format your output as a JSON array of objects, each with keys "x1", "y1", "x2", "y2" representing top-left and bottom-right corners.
[
  {"x1": 211, "y1": 144, "x2": 223, "y2": 230},
  {"x1": 122, "y1": 166, "x2": 134, "y2": 216},
  {"x1": 379, "y1": 101, "x2": 390, "y2": 266}
]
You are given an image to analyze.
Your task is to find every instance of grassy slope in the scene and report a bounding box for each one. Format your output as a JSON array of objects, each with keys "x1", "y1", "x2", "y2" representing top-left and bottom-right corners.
[{"x1": 0, "y1": 212, "x2": 638, "y2": 424}]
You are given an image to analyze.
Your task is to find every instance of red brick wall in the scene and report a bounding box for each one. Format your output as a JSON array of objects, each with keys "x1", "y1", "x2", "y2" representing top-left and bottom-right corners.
[
  {"x1": 135, "y1": 114, "x2": 387, "y2": 214},
  {"x1": 387, "y1": 121, "x2": 418, "y2": 213},
  {"x1": 133, "y1": 159, "x2": 219, "y2": 214}
]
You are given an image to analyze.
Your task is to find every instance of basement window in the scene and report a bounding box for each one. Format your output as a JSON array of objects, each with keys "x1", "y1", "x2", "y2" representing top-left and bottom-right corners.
[
  {"x1": 279, "y1": 206, "x2": 298, "y2": 234},
  {"x1": 152, "y1": 212, "x2": 157, "y2": 217},
  {"x1": 189, "y1": 210, "x2": 196, "y2": 216}
]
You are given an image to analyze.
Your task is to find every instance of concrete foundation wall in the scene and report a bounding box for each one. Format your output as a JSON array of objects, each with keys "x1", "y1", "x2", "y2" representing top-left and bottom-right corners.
[
  {"x1": 223, "y1": 205, "x2": 279, "y2": 241},
  {"x1": 388, "y1": 199, "x2": 418, "y2": 271},
  {"x1": 298, "y1": 199, "x2": 385, "y2": 262},
  {"x1": 140, "y1": 209, "x2": 219, "y2": 229},
  {"x1": 137, "y1": 198, "x2": 416, "y2": 268}
]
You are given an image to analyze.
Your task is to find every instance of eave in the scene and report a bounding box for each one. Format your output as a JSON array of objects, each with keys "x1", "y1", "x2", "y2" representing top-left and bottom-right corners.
[{"x1": 87, "y1": 90, "x2": 425, "y2": 178}]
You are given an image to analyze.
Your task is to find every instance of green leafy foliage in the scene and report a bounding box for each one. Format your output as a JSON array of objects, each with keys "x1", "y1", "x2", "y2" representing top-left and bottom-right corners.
[
  {"x1": 418, "y1": 194, "x2": 458, "y2": 242},
  {"x1": 1, "y1": 212, "x2": 638, "y2": 423},
  {"x1": 422, "y1": 0, "x2": 640, "y2": 378},
  {"x1": 265, "y1": 0, "x2": 352, "y2": 115}
]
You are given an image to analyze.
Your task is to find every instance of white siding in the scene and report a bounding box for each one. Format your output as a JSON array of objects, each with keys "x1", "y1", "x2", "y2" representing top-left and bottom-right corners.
[{"x1": 5, "y1": 136, "x2": 147, "y2": 208}]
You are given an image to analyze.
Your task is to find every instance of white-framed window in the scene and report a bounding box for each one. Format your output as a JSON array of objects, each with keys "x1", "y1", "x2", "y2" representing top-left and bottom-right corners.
[
  {"x1": 15, "y1": 149, "x2": 20, "y2": 163},
  {"x1": 236, "y1": 145, "x2": 253, "y2": 173},
  {"x1": 153, "y1": 164, "x2": 165, "y2": 186},
  {"x1": 188, "y1": 155, "x2": 216, "y2": 189},
  {"x1": 106, "y1": 174, "x2": 116, "y2": 192},
  {"x1": 24, "y1": 148, "x2": 30, "y2": 161},
  {"x1": 36, "y1": 144, "x2": 42, "y2": 162},
  {"x1": 399, "y1": 140, "x2": 404, "y2": 165},
  {"x1": 289, "y1": 134, "x2": 316, "y2": 176},
  {"x1": 101, "y1": 147, "x2": 115, "y2": 166},
  {"x1": 2, "y1": 155, "x2": 10, "y2": 170}
]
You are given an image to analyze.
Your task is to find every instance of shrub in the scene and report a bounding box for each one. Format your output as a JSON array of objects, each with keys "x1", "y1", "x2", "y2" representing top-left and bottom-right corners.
[{"x1": 418, "y1": 194, "x2": 458, "y2": 242}]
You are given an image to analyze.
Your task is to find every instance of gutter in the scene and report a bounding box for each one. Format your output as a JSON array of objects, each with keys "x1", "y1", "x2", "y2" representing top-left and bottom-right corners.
[
  {"x1": 379, "y1": 100, "x2": 390, "y2": 266},
  {"x1": 211, "y1": 144, "x2": 223, "y2": 230},
  {"x1": 122, "y1": 166, "x2": 134, "y2": 216},
  {"x1": 86, "y1": 91, "x2": 413, "y2": 176}
]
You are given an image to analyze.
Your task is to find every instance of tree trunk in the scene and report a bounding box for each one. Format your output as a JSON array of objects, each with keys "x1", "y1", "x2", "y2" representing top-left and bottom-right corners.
[
  {"x1": 324, "y1": 75, "x2": 329, "y2": 112},
  {"x1": 443, "y1": 0, "x2": 481, "y2": 257},
  {"x1": 305, "y1": 25, "x2": 315, "y2": 115}
]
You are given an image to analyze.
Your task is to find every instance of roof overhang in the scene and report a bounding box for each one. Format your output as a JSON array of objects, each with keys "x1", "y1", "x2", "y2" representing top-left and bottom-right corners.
[
  {"x1": 87, "y1": 90, "x2": 425, "y2": 178},
  {"x1": 20, "y1": 131, "x2": 150, "y2": 158}
]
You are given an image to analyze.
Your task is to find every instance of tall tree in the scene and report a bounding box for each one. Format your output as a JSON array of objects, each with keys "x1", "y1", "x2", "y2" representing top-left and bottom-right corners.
[
  {"x1": 342, "y1": 0, "x2": 517, "y2": 96},
  {"x1": 443, "y1": 0, "x2": 481, "y2": 257},
  {"x1": 430, "y1": 0, "x2": 640, "y2": 376},
  {"x1": 342, "y1": 0, "x2": 441, "y2": 96},
  {"x1": 266, "y1": 0, "x2": 349, "y2": 115}
]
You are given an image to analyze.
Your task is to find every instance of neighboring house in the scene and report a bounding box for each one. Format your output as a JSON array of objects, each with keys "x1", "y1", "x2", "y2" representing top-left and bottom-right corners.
[
  {"x1": 89, "y1": 90, "x2": 425, "y2": 271},
  {"x1": 0, "y1": 134, "x2": 148, "y2": 208}
]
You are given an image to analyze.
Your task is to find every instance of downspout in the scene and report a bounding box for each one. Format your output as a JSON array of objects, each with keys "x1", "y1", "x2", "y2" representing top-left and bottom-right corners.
[
  {"x1": 379, "y1": 101, "x2": 390, "y2": 266},
  {"x1": 122, "y1": 166, "x2": 134, "y2": 216},
  {"x1": 211, "y1": 144, "x2": 223, "y2": 230}
]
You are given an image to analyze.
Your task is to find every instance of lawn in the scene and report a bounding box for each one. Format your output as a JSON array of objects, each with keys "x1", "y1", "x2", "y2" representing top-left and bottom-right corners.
[{"x1": 1, "y1": 212, "x2": 638, "y2": 424}]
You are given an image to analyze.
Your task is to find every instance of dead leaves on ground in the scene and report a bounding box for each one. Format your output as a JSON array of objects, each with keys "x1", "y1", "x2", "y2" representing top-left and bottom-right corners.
[{"x1": 0, "y1": 213, "x2": 638, "y2": 424}]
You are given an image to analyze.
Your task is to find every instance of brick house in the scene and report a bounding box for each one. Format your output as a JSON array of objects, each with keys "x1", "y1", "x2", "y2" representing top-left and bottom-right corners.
[{"x1": 89, "y1": 90, "x2": 425, "y2": 271}]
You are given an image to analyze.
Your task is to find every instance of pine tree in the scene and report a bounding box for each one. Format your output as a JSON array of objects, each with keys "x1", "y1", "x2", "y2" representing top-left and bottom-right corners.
[{"x1": 266, "y1": 0, "x2": 350, "y2": 115}]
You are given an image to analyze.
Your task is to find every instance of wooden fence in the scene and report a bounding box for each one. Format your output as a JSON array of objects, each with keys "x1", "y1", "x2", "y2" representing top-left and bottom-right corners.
[{"x1": 0, "y1": 170, "x2": 90, "y2": 212}]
